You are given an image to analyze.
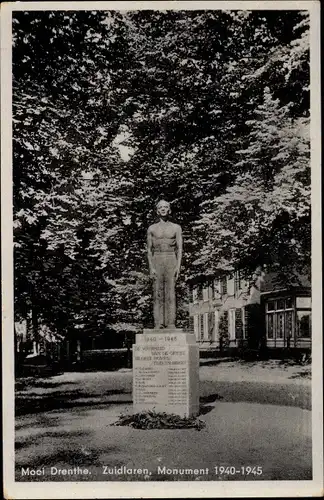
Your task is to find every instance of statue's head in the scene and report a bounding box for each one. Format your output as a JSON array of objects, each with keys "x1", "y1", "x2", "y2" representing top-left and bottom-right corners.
[{"x1": 156, "y1": 200, "x2": 171, "y2": 217}]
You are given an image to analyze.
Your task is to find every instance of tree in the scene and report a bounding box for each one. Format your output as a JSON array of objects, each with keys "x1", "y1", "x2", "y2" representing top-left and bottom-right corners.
[
  {"x1": 12, "y1": 9, "x2": 311, "y2": 341},
  {"x1": 194, "y1": 87, "x2": 310, "y2": 279}
]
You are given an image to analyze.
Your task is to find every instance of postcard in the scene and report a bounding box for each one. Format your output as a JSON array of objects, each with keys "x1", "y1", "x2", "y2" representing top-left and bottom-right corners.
[{"x1": 1, "y1": 1, "x2": 322, "y2": 498}]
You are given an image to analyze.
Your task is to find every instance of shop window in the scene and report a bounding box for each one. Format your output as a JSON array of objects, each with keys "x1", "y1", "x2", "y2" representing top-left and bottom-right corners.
[
  {"x1": 266, "y1": 297, "x2": 294, "y2": 340},
  {"x1": 276, "y1": 312, "x2": 285, "y2": 339},
  {"x1": 296, "y1": 311, "x2": 311, "y2": 338},
  {"x1": 277, "y1": 299, "x2": 285, "y2": 310},
  {"x1": 266, "y1": 314, "x2": 274, "y2": 339},
  {"x1": 285, "y1": 297, "x2": 293, "y2": 309},
  {"x1": 285, "y1": 310, "x2": 293, "y2": 338},
  {"x1": 296, "y1": 297, "x2": 311, "y2": 309}
]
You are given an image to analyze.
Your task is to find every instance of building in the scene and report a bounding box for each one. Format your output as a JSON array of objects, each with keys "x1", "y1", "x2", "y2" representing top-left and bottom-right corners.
[
  {"x1": 15, "y1": 320, "x2": 65, "y2": 375},
  {"x1": 260, "y1": 272, "x2": 311, "y2": 353},
  {"x1": 188, "y1": 269, "x2": 311, "y2": 356}
]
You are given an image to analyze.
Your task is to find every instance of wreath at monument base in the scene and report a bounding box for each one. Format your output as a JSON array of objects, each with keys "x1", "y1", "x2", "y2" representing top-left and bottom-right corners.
[{"x1": 111, "y1": 410, "x2": 206, "y2": 431}]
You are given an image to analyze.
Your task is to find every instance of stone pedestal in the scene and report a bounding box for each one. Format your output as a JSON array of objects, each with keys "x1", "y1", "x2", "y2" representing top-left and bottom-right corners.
[{"x1": 133, "y1": 329, "x2": 199, "y2": 417}]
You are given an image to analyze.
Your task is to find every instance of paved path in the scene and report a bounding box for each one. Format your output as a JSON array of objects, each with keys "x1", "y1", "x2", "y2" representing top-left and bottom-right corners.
[{"x1": 15, "y1": 362, "x2": 312, "y2": 482}]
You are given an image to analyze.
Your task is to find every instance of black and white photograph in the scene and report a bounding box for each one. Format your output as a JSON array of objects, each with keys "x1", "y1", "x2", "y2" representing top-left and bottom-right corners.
[{"x1": 1, "y1": 1, "x2": 322, "y2": 498}]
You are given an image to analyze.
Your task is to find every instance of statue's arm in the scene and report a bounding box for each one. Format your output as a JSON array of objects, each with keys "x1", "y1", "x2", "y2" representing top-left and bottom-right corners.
[
  {"x1": 175, "y1": 225, "x2": 183, "y2": 280},
  {"x1": 147, "y1": 227, "x2": 156, "y2": 277}
]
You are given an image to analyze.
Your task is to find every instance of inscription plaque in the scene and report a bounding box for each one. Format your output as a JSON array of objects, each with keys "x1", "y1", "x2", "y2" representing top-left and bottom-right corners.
[{"x1": 133, "y1": 330, "x2": 199, "y2": 417}]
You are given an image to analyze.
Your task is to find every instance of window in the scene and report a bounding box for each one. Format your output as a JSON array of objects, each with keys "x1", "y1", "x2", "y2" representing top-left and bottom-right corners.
[
  {"x1": 296, "y1": 297, "x2": 311, "y2": 309},
  {"x1": 192, "y1": 287, "x2": 198, "y2": 303},
  {"x1": 295, "y1": 296, "x2": 311, "y2": 339},
  {"x1": 296, "y1": 311, "x2": 311, "y2": 338},
  {"x1": 266, "y1": 314, "x2": 274, "y2": 339},
  {"x1": 276, "y1": 312, "x2": 285, "y2": 339},
  {"x1": 285, "y1": 311, "x2": 293, "y2": 338},
  {"x1": 197, "y1": 286, "x2": 203, "y2": 301},
  {"x1": 234, "y1": 271, "x2": 241, "y2": 294},
  {"x1": 202, "y1": 287, "x2": 209, "y2": 302},
  {"x1": 208, "y1": 312, "x2": 214, "y2": 341},
  {"x1": 214, "y1": 279, "x2": 221, "y2": 298},
  {"x1": 285, "y1": 297, "x2": 293, "y2": 309},
  {"x1": 265, "y1": 297, "x2": 293, "y2": 340},
  {"x1": 228, "y1": 309, "x2": 236, "y2": 340},
  {"x1": 220, "y1": 277, "x2": 227, "y2": 295}
]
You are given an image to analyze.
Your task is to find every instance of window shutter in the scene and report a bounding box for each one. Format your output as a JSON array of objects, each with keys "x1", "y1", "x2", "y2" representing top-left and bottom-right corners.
[
  {"x1": 193, "y1": 315, "x2": 199, "y2": 339},
  {"x1": 219, "y1": 312, "x2": 229, "y2": 349},
  {"x1": 204, "y1": 313, "x2": 209, "y2": 339},
  {"x1": 200, "y1": 314, "x2": 204, "y2": 340},
  {"x1": 235, "y1": 308, "x2": 243, "y2": 339},
  {"x1": 208, "y1": 312, "x2": 215, "y2": 340},
  {"x1": 245, "y1": 306, "x2": 251, "y2": 339},
  {"x1": 242, "y1": 307, "x2": 246, "y2": 339},
  {"x1": 227, "y1": 276, "x2": 234, "y2": 296}
]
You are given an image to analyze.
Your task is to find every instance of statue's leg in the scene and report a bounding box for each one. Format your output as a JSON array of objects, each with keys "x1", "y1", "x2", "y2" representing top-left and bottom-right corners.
[
  {"x1": 165, "y1": 254, "x2": 176, "y2": 328},
  {"x1": 153, "y1": 255, "x2": 163, "y2": 328}
]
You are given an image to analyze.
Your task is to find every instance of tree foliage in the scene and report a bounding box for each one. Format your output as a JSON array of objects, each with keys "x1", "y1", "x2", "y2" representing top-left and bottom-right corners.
[
  {"x1": 12, "y1": 9, "x2": 311, "y2": 338},
  {"x1": 194, "y1": 87, "x2": 310, "y2": 277}
]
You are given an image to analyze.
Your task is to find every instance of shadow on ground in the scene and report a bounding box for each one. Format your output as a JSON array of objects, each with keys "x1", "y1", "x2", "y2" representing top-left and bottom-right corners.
[
  {"x1": 15, "y1": 366, "x2": 311, "y2": 417},
  {"x1": 15, "y1": 389, "x2": 129, "y2": 416},
  {"x1": 201, "y1": 380, "x2": 310, "y2": 410},
  {"x1": 199, "y1": 393, "x2": 223, "y2": 415},
  {"x1": 15, "y1": 379, "x2": 78, "y2": 391},
  {"x1": 15, "y1": 431, "x2": 120, "y2": 472},
  {"x1": 289, "y1": 369, "x2": 311, "y2": 379}
]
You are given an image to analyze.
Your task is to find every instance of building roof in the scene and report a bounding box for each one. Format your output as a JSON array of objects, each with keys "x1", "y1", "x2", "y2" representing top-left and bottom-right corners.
[{"x1": 260, "y1": 271, "x2": 311, "y2": 293}]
